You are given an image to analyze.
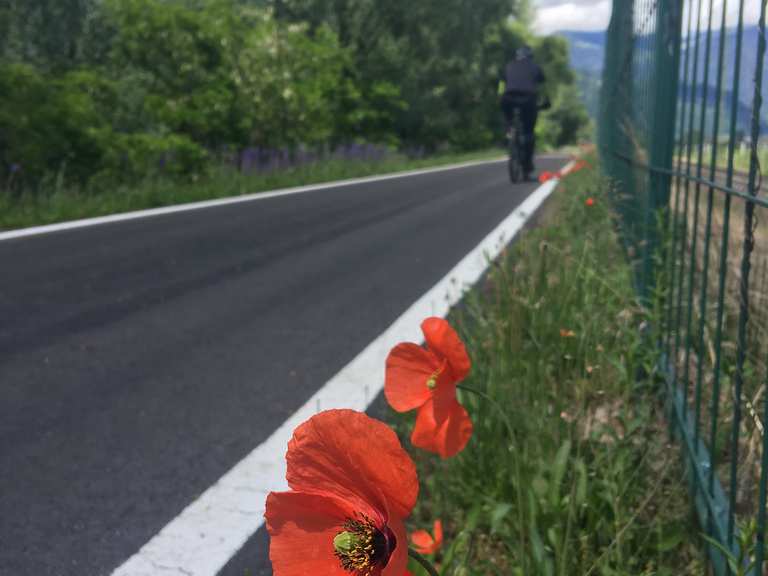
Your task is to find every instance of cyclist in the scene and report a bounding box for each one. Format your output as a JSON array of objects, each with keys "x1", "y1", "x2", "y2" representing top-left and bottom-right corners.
[{"x1": 499, "y1": 45, "x2": 546, "y2": 179}]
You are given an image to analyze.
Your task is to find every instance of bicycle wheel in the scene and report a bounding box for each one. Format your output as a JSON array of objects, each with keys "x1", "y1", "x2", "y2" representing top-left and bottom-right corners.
[
  {"x1": 517, "y1": 132, "x2": 528, "y2": 182},
  {"x1": 507, "y1": 130, "x2": 522, "y2": 184}
]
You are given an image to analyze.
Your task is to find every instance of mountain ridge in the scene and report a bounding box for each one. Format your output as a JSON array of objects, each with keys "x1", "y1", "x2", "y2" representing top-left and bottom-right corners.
[{"x1": 555, "y1": 25, "x2": 767, "y2": 132}]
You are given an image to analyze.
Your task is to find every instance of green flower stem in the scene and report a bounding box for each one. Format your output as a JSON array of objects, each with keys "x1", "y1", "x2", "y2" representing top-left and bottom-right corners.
[
  {"x1": 408, "y1": 548, "x2": 440, "y2": 576},
  {"x1": 457, "y1": 382, "x2": 527, "y2": 572},
  {"x1": 456, "y1": 383, "x2": 519, "y2": 451}
]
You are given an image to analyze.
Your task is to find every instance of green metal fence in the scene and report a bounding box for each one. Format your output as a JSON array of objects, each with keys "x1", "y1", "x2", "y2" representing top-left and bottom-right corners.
[{"x1": 598, "y1": 0, "x2": 768, "y2": 573}]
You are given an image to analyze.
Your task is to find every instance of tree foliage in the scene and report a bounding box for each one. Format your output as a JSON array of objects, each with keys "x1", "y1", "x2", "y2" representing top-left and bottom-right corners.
[{"x1": 0, "y1": 0, "x2": 589, "y2": 192}]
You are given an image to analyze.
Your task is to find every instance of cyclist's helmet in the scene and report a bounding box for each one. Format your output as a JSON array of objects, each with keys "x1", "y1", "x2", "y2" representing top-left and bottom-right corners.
[{"x1": 515, "y1": 45, "x2": 534, "y2": 60}]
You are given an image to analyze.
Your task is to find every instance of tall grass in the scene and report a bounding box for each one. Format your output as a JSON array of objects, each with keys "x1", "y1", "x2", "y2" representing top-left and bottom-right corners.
[
  {"x1": 663, "y1": 168, "x2": 768, "y2": 541},
  {"x1": 0, "y1": 149, "x2": 501, "y2": 231},
  {"x1": 394, "y1": 163, "x2": 702, "y2": 575}
]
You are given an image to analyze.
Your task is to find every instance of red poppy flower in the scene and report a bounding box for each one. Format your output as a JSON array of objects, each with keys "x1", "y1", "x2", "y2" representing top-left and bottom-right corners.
[
  {"x1": 265, "y1": 410, "x2": 419, "y2": 576},
  {"x1": 585, "y1": 197, "x2": 595, "y2": 207},
  {"x1": 385, "y1": 318, "x2": 473, "y2": 458},
  {"x1": 564, "y1": 159, "x2": 591, "y2": 176},
  {"x1": 410, "y1": 520, "x2": 444, "y2": 555},
  {"x1": 575, "y1": 159, "x2": 592, "y2": 172},
  {"x1": 538, "y1": 170, "x2": 557, "y2": 183}
]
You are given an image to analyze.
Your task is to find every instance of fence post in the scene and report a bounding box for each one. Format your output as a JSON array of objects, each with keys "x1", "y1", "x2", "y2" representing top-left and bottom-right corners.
[
  {"x1": 644, "y1": 0, "x2": 683, "y2": 303},
  {"x1": 600, "y1": 0, "x2": 768, "y2": 573},
  {"x1": 599, "y1": 0, "x2": 636, "y2": 258}
]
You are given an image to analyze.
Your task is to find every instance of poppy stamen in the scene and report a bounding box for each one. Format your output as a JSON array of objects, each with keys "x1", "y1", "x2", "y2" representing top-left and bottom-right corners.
[
  {"x1": 426, "y1": 360, "x2": 447, "y2": 390},
  {"x1": 333, "y1": 515, "x2": 395, "y2": 575}
]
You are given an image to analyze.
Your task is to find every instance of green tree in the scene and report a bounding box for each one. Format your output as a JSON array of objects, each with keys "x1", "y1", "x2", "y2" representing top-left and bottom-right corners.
[
  {"x1": 538, "y1": 84, "x2": 591, "y2": 147},
  {"x1": 235, "y1": 13, "x2": 348, "y2": 146},
  {"x1": 0, "y1": 64, "x2": 112, "y2": 187},
  {"x1": 0, "y1": 0, "x2": 101, "y2": 70},
  {"x1": 106, "y1": 0, "x2": 245, "y2": 148},
  {"x1": 0, "y1": 0, "x2": 589, "y2": 193},
  {"x1": 277, "y1": 0, "x2": 525, "y2": 149}
]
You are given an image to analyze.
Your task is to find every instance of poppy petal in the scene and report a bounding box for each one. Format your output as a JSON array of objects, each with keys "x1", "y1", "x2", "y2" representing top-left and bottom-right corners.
[
  {"x1": 286, "y1": 410, "x2": 419, "y2": 520},
  {"x1": 385, "y1": 343, "x2": 438, "y2": 412},
  {"x1": 410, "y1": 529, "x2": 435, "y2": 554},
  {"x1": 265, "y1": 491, "x2": 353, "y2": 576},
  {"x1": 421, "y1": 318, "x2": 471, "y2": 381},
  {"x1": 411, "y1": 396, "x2": 473, "y2": 458},
  {"x1": 433, "y1": 519, "x2": 443, "y2": 547},
  {"x1": 381, "y1": 514, "x2": 408, "y2": 576},
  {"x1": 409, "y1": 518, "x2": 443, "y2": 555}
]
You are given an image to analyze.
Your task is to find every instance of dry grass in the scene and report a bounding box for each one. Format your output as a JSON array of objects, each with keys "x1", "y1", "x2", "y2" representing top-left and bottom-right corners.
[{"x1": 667, "y1": 168, "x2": 767, "y2": 531}]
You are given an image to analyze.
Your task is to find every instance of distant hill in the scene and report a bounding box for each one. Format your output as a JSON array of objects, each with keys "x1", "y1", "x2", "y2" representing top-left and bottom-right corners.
[
  {"x1": 557, "y1": 30, "x2": 606, "y2": 75},
  {"x1": 555, "y1": 26, "x2": 767, "y2": 134},
  {"x1": 681, "y1": 24, "x2": 766, "y2": 133},
  {"x1": 555, "y1": 30, "x2": 605, "y2": 119}
]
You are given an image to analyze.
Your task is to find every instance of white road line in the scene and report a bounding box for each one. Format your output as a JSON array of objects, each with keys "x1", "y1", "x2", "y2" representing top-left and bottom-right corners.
[
  {"x1": 0, "y1": 157, "x2": 511, "y2": 242},
  {"x1": 110, "y1": 162, "x2": 573, "y2": 576}
]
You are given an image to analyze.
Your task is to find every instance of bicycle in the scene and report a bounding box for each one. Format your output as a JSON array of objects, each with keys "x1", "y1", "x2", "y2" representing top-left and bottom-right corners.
[
  {"x1": 506, "y1": 106, "x2": 526, "y2": 184},
  {"x1": 505, "y1": 95, "x2": 551, "y2": 184}
]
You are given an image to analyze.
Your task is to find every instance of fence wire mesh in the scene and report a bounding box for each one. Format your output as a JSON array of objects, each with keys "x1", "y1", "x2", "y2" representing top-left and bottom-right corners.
[{"x1": 598, "y1": 0, "x2": 768, "y2": 573}]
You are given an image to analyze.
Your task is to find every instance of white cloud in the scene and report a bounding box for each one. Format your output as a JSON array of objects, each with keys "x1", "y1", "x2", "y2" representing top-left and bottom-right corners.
[
  {"x1": 532, "y1": 0, "x2": 763, "y2": 37},
  {"x1": 533, "y1": 0, "x2": 612, "y2": 34},
  {"x1": 685, "y1": 0, "x2": 762, "y2": 31}
]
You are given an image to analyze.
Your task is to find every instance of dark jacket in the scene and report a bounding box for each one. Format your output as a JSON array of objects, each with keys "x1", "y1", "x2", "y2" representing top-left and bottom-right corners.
[{"x1": 504, "y1": 58, "x2": 545, "y2": 94}]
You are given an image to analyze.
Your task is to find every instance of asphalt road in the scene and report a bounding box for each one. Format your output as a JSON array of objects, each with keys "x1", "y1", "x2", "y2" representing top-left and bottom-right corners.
[{"x1": 0, "y1": 156, "x2": 567, "y2": 576}]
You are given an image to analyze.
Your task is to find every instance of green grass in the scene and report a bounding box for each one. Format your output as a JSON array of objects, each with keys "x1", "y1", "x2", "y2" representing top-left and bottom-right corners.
[
  {"x1": 730, "y1": 145, "x2": 768, "y2": 174},
  {"x1": 0, "y1": 149, "x2": 502, "y2": 231},
  {"x1": 391, "y1": 160, "x2": 703, "y2": 575},
  {"x1": 695, "y1": 143, "x2": 768, "y2": 175}
]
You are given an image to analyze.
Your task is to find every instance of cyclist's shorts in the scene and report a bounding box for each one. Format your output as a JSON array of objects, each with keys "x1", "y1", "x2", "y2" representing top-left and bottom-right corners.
[{"x1": 502, "y1": 91, "x2": 536, "y2": 107}]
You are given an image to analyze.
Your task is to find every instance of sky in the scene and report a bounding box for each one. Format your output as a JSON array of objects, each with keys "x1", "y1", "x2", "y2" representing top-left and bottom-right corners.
[
  {"x1": 532, "y1": 0, "x2": 763, "y2": 36},
  {"x1": 533, "y1": 0, "x2": 612, "y2": 34}
]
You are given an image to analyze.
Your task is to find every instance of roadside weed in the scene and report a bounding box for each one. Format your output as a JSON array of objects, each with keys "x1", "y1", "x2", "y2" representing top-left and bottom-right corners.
[
  {"x1": 395, "y1": 161, "x2": 702, "y2": 575},
  {"x1": 0, "y1": 150, "x2": 501, "y2": 231}
]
